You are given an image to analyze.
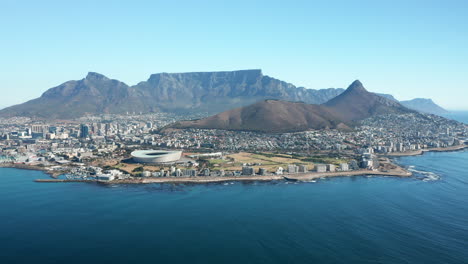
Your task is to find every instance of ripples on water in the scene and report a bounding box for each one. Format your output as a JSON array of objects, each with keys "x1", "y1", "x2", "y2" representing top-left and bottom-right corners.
[
  {"x1": 1, "y1": 150, "x2": 467, "y2": 264},
  {"x1": 405, "y1": 165, "x2": 441, "y2": 182}
]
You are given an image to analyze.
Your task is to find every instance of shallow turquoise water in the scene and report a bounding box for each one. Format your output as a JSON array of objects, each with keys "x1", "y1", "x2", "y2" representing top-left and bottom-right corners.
[{"x1": 1, "y1": 149, "x2": 468, "y2": 264}]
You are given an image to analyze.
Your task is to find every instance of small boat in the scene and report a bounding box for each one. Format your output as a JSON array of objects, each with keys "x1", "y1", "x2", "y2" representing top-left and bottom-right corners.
[{"x1": 283, "y1": 176, "x2": 298, "y2": 182}]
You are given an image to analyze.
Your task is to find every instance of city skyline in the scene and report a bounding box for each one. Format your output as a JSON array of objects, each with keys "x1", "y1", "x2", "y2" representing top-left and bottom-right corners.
[{"x1": 1, "y1": 0, "x2": 467, "y2": 110}]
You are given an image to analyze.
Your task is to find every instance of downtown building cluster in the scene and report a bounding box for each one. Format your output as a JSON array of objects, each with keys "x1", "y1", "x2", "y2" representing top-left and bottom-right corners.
[{"x1": 1, "y1": 112, "x2": 467, "y2": 180}]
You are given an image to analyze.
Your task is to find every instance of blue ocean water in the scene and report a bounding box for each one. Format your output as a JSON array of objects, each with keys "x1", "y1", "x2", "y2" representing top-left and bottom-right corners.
[
  {"x1": 1, "y1": 150, "x2": 468, "y2": 264},
  {"x1": 444, "y1": 111, "x2": 468, "y2": 124},
  {"x1": 0, "y1": 113, "x2": 467, "y2": 264}
]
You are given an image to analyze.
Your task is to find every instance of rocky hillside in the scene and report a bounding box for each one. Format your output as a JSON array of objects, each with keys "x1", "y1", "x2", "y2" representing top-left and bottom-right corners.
[
  {"x1": 172, "y1": 99, "x2": 349, "y2": 133},
  {"x1": 0, "y1": 70, "x2": 447, "y2": 119},
  {"x1": 172, "y1": 80, "x2": 415, "y2": 133},
  {"x1": 324, "y1": 80, "x2": 414, "y2": 122},
  {"x1": 0, "y1": 70, "x2": 344, "y2": 119}
]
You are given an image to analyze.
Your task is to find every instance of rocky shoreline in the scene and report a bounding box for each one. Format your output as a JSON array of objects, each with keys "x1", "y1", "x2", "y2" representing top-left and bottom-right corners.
[
  {"x1": 0, "y1": 163, "x2": 66, "y2": 178},
  {"x1": 2, "y1": 145, "x2": 466, "y2": 185},
  {"x1": 34, "y1": 167, "x2": 410, "y2": 185},
  {"x1": 30, "y1": 161, "x2": 411, "y2": 184}
]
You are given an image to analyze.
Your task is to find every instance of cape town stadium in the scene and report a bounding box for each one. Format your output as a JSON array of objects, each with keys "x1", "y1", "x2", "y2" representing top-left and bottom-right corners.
[{"x1": 131, "y1": 150, "x2": 182, "y2": 164}]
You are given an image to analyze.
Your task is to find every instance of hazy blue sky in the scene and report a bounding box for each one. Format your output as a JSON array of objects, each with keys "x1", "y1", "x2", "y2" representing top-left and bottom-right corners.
[{"x1": 1, "y1": 0, "x2": 467, "y2": 110}]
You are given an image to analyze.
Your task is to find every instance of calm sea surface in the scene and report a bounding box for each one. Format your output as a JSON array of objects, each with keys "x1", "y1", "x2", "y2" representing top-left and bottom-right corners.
[
  {"x1": 444, "y1": 111, "x2": 468, "y2": 124},
  {"x1": 1, "y1": 114, "x2": 467, "y2": 264}
]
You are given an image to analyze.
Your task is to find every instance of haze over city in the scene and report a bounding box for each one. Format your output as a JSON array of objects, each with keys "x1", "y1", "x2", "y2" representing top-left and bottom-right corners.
[{"x1": 1, "y1": 0, "x2": 467, "y2": 110}]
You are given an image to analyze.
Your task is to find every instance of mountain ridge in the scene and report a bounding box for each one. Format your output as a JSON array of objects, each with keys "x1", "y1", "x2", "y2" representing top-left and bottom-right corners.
[
  {"x1": 0, "y1": 70, "x2": 344, "y2": 119},
  {"x1": 400, "y1": 98, "x2": 448, "y2": 115},
  {"x1": 172, "y1": 99, "x2": 349, "y2": 133},
  {"x1": 324, "y1": 80, "x2": 413, "y2": 121},
  {"x1": 0, "y1": 70, "x2": 447, "y2": 119},
  {"x1": 171, "y1": 80, "x2": 415, "y2": 133}
]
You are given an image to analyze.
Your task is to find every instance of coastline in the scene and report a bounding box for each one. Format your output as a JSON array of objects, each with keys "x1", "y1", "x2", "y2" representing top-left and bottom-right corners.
[
  {"x1": 34, "y1": 167, "x2": 410, "y2": 184},
  {"x1": 384, "y1": 144, "x2": 467, "y2": 157},
  {"x1": 281, "y1": 168, "x2": 411, "y2": 182},
  {"x1": 0, "y1": 163, "x2": 66, "y2": 178},
  {"x1": 32, "y1": 160, "x2": 411, "y2": 184},
  {"x1": 2, "y1": 144, "x2": 466, "y2": 184}
]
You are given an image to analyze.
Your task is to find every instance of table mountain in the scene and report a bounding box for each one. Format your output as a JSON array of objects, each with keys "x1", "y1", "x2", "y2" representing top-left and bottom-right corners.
[
  {"x1": 134, "y1": 69, "x2": 344, "y2": 113},
  {"x1": 0, "y1": 70, "x2": 446, "y2": 119},
  {"x1": 0, "y1": 70, "x2": 344, "y2": 119}
]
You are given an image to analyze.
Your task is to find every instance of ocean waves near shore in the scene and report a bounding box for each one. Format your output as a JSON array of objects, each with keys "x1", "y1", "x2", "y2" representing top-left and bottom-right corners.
[{"x1": 1, "y1": 150, "x2": 468, "y2": 264}]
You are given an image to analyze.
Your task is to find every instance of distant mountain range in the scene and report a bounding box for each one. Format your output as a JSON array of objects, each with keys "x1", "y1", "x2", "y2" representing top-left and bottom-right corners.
[
  {"x1": 172, "y1": 80, "x2": 414, "y2": 133},
  {"x1": 0, "y1": 69, "x2": 447, "y2": 119},
  {"x1": 400, "y1": 98, "x2": 448, "y2": 115},
  {"x1": 377, "y1": 94, "x2": 448, "y2": 114},
  {"x1": 0, "y1": 70, "x2": 343, "y2": 119}
]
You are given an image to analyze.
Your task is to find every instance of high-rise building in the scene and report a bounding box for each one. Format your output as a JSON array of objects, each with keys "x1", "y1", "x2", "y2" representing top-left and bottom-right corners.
[
  {"x1": 80, "y1": 124, "x2": 89, "y2": 139},
  {"x1": 287, "y1": 164, "x2": 299, "y2": 174},
  {"x1": 105, "y1": 123, "x2": 111, "y2": 135},
  {"x1": 340, "y1": 163, "x2": 349, "y2": 171},
  {"x1": 315, "y1": 164, "x2": 327, "y2": 173},
  {"x1": 183, "y1": 169, "x2": 197, "y2": 177},
  {"x1": 31, "y1": 125, "x2": 48, "y2": 138},
  {"x1": 242, "y1": 166, "x2": 255, "y2": 176},
  {"x1": 92, "y1": 123, "x2": 99, "y2": 134},
  {"x1": 298, "y1": 165, "x2": 308, "y2": 173},
  {"x1": 31, "y1": 125, "x2": 44, "y2": 134}
]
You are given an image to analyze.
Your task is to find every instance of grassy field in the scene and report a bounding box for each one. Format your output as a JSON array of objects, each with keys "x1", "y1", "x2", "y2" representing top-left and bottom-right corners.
[
  {"x1": 208, "y1": 152, "x2": 312, "y2": 172},
  {"x1": 299, "y1": 156, "x2": 349, "y2": 165},
  {"x1": 97, "y1": 152, "x2": 350, "y2": 175},
  {"x1": 94, "y1": 159, "x2": 177, "y2": 175},
  {"x1": 207, "y1": 152, "x2": 351, "y2": 172}
]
